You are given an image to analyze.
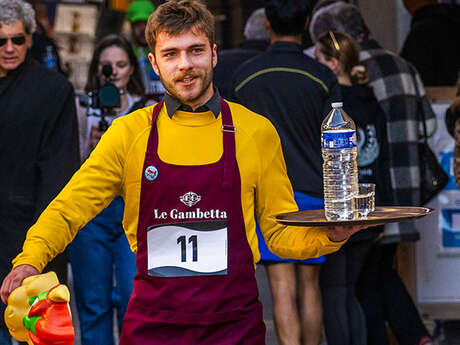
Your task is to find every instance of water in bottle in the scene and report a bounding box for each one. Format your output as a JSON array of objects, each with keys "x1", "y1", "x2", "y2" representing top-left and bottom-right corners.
[{"x1": 321, "y1": 102, "x2": 358, "y2": 220}]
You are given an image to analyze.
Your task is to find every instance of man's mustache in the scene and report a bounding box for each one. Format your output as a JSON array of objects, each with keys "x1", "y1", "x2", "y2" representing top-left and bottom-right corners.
[{"x1": 174, "y1": 72, "x2": 200, "y2": 82}]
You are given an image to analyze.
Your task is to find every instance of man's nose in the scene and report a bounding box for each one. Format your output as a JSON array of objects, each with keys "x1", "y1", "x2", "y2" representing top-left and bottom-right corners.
[
  {"x1": 177, "y1": 52, "x2": 192, "y2": 70},
  {"x1": 4, "y1": 39, "x2": 15, "y2": 52}
]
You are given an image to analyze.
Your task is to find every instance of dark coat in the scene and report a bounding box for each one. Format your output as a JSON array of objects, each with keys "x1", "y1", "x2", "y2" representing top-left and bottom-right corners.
[
  {"x1": 401, "y1": 4, "x2": 460, "y2": 86},
  {"x1": 213, "y1": 40, "x2": 269, "y2": 100},
  {"x1": 231, "y1": 42, "x2": 340, "y2": 197},
  {"x1": 0, "y1": 55, "x2": 80, "y2": 322}
]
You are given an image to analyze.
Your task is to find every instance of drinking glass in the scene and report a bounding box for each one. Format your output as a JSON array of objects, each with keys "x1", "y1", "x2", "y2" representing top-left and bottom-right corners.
[{"x1": 354, "y1": 183, "x2": 375, "y2": 219}]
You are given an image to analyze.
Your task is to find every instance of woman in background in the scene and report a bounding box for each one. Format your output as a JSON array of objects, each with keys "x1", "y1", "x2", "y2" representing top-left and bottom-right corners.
[
  {"x1": 314, "y1": 30, "x2": 390, "y2": 345},
  {"x1": 70, "y1": 34, "x2": 147, "y2": 345},
  {"x1": 315, "y1": 30, "x2": 433, "y2": 345}
]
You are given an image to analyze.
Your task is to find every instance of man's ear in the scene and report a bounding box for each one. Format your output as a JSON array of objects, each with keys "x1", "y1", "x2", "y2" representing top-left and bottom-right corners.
[
  {"x1": 264, "y1": 18, "x2": 271, "y2": 32},
  {"x1": 148, "y1": 52, "x2": 160, "y2": 76},
  {"x1": 264, "y1": 19, "x2": 274, "y2": 42},
  {"x1": 26, "y1": 33, "x2": 32, "y2": 49},
  {"x1": 212, "y1": 43, "x2": 217, "y2": 68}
]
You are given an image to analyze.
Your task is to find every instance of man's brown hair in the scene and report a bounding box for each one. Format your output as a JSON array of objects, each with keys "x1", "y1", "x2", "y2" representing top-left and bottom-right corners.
[{"x1": 145, "y1": 0, "x2": 215, "y2": 54}]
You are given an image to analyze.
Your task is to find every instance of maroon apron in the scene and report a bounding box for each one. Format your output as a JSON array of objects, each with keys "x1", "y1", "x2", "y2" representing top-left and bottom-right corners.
[{"x1": 119, "y1": 99, "x2": 266, "y2": 345}]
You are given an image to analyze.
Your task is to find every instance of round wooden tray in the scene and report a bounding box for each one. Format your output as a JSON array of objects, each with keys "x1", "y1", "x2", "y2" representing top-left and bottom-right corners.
[{"x1": 275, "y1": 206, "x2": 435, "y2": 227}]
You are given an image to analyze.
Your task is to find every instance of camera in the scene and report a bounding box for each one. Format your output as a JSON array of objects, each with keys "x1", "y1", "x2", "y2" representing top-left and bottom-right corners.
[{"x1": 79, "y1": 64, "x2": 121, "y2": 132}]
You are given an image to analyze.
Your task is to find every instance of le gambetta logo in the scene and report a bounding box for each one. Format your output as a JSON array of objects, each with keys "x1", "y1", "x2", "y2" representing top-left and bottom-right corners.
[
  {"x1": 180, "y1": 191, "x2": 201, "y2": 207},
  {"x1": 153, "y1": 192, "x2": 227, "y2": 220}
]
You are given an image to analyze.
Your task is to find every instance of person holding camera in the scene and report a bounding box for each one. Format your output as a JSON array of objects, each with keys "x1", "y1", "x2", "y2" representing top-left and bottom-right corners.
[{"x1": 70, "y1": 34, "x2": 148, "y2": 345}]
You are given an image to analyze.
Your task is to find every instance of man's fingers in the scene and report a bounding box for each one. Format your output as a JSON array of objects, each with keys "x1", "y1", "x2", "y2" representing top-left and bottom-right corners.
[
  {"x1": 0, "y1": 265, "x2": 39, "y2": 304},
  {"x1": 1, "y1": 272, "x2": 19, "y2": 304},
  {"x1": 0, "y1": 273, "x2": 14, "y2": 304},
  {"x1": 325, "y1": 224, "x2": 371, "y2": 242}
]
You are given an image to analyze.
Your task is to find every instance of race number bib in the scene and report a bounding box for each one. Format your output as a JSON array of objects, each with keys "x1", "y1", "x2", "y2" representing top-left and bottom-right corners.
[{"x1": 147, "y1": 221, "x2": 227, "y2": 277}]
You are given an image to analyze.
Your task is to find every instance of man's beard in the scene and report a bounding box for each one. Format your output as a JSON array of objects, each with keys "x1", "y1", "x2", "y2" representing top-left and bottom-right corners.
[{"x1": 160, "y1": 67, "x2": 213, "y2": 106}]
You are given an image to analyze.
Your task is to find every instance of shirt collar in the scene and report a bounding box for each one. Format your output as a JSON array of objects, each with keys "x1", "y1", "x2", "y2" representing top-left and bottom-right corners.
[
  {"x1": 163, "y1": 88, "x2": 221, "y2": 118},
  {"x1": 267, "y1": 41, "x2": 303, "y2": 52}
]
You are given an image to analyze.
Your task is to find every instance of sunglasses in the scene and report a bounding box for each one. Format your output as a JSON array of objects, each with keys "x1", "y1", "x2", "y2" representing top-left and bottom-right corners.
[{"x1": 0, "y1": 35, "x2": 26, "y2": 47}]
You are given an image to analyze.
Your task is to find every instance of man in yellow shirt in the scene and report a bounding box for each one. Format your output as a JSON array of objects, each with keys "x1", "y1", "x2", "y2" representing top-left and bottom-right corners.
[{"x1": 1, "y1": 1, "x2": 368, "y2": 343}]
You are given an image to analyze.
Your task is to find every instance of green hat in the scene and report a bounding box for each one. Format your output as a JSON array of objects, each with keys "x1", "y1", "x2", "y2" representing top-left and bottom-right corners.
[{"x1": 126, "y1": 0, "x2": 156, "y2": 23}]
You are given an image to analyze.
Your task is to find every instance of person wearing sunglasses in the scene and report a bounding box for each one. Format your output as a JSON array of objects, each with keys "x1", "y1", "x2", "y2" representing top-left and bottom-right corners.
[
  {"x1": 0, "y1": 1, "x2": 79, "y2": 344},
  {"x1": 0, "y1": 33, "x2": 27, "y2": 75}
]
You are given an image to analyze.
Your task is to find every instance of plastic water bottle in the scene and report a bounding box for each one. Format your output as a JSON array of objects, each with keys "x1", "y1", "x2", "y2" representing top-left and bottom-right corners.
[
  {"x1": 321, "y1": 102, "x2": 358, "y2": 220},
  {"x1": 43, "y1": 45, "x2": 57, "y2": 71}
]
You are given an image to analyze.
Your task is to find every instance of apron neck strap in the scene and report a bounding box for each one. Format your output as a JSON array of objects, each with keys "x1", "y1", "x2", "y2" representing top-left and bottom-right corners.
[
  {"x1": 151, "y1": 99, "x2": 164, "y2": 127},
  {"x1": 145, "y1": 100, "x2": 164, "y2": 154},
  {"x1": 220, "y1": 98, "x2": 236, "y2": 191}
]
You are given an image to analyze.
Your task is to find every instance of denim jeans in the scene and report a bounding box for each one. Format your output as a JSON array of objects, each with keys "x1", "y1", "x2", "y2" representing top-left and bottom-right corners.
[
  {"x1": 0, "y1": 327, "x2": 27, "y2": 345},
  {"x1": 0, "y1": 326, "x2": 10, "y2": 345},
  {"x1": 68, "y1": 197, "x2": 137, "y2": 345}
]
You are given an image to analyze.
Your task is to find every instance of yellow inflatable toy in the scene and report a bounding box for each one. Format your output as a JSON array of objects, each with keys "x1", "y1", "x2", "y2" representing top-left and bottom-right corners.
[{"x1": 4, "y1": 271, "x2": 75, "y2": 345}]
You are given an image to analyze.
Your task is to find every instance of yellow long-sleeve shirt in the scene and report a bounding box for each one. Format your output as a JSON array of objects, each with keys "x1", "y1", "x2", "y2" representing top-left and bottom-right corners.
[{"x1": 13, "y1": 101, "x2": 345, "y2": 272}]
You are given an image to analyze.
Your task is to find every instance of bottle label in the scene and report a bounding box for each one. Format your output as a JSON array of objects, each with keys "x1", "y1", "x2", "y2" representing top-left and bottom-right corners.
[
  {"x1": 44, "y1": 58, "x2": 56, "y2": 69},
  {"x1": 322, "y1": 130, "x2": 356, "y2": 149}
]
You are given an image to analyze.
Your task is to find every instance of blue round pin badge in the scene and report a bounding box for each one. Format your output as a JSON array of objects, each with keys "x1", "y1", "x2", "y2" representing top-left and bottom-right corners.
[{"x1": 145, "y1": 166, "x2": 159, "y2": 181}]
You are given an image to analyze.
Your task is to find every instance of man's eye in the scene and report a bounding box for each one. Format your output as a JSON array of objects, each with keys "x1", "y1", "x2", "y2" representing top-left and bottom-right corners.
[
  {"x1": 164, "y1": 52, "x2": 175, "y2": 57},
  {"x1": 193, "y1": 48, "x2": 203, "y2": 53}
]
